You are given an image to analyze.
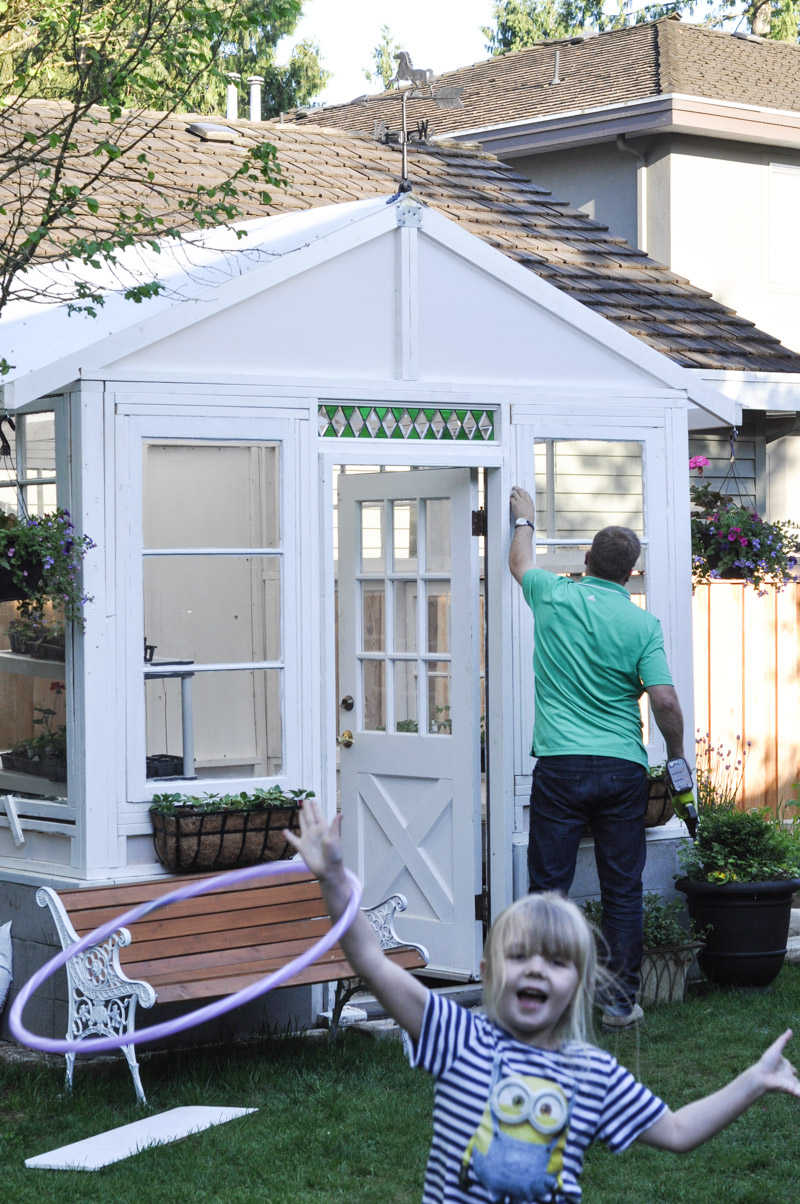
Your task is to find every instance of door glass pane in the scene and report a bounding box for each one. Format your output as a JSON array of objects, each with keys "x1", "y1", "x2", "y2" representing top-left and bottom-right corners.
[
  {"x1": 145, "y1": 667, "x2": 282, "y2": 779},
  {"x1": 143, "y1": 442, "x2": 279, "y2": 548},
  {"x1": 143, "y1": 556, "x2": 281, "y2": 665},
  {"x1": 361, "y1": 583, "x2": 385, "y2": 653},
  {"x1": 362, "y1": 660, "x2": 385, "y2": 731},
  {"x1": 393, "y1": 581, "x2": 417, "y2": 653},
  {"x1": 360, "y1": 503, "x2": 385, "y2": 571},
  {"x1": 425, "y1": 498, "x2": 450, "y2": 572},
  {"x1": 427, "y1": 662, "x2": 451, "y2": 735},
  {"x1": 426, "y1": 584, "x2": 451, "y2": 655},
  {"x1": 392, "y1": 501, "x2": 418, "y2": 572},
  {"x1": 393, "y1": 661, "x2": 418, "y2": 733}
]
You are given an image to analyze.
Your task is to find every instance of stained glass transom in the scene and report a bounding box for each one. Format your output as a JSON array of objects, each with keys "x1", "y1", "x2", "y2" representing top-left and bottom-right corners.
[{"x1": 319, "y1": 404, "x2": 495, "y2": 441}]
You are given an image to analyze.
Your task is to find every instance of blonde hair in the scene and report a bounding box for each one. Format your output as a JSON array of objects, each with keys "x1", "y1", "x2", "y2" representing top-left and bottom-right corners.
[{"x1": 482, "y1": 892, "x2": 606, "y2": 1047}]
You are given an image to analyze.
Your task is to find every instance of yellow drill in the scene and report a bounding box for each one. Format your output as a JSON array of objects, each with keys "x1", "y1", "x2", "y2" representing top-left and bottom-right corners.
[{"x1": 666, "y1": 758, "x2": 698, "y2": 838}]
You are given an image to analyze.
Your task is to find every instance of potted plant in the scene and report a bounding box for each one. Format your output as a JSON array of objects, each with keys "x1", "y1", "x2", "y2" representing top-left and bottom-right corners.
[
  {"x1": 689, "y1": 458, "x2": 800, "y2": 592},
  {"x1": 148, "y1": 786, "x2": 314, "y2": 873},
  {"x1": 0, "y1": 681, "x2": 67, "y2": 781},
  {"x1": 676, "y1": 804, "x2": 800, "y2": 988},
  {"x1": 0, "y1": 508, "x2": 95, "y2": 627},
  {"x1": 584, "y1": 893, "x2": 702, "y2": 1005},
  {"x1": 7, "y1": 612, "x2": 66, "y2": 660}
]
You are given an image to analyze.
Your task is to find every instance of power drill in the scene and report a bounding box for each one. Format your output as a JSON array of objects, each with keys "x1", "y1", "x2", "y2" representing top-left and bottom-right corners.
[{"x1": 666, "y1": 758, "x2": 698, "y2": 839}]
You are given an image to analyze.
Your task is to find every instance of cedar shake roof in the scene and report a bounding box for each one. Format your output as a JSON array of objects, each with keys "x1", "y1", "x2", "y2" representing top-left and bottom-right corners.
[
  {"x1": 291, "y1": 18, "x2": 800, "y2": 138},
  {"x1": 3, "y1": 100, "x2": 800, "y2": 373}
]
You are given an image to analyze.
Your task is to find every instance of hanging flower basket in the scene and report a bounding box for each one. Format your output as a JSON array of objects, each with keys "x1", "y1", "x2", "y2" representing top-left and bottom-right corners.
[
  {"x1": 689, "y1": 461, "x2": 800, "y2": 592},
  {"x1": 0, "y1": 509, "x2": 95, "y2": 627},
  {"x1": 148, "y1": 787, "x2": 313, "y2": 873}
]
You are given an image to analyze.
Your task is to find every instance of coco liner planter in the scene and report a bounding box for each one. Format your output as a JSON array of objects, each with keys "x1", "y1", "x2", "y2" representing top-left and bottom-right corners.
[
  {"x1": 676, "y1": 877, "x2": 800, "y2": 988},
  {"x1": 150, "y1": 805, "x2": 300, "y2": 872}
]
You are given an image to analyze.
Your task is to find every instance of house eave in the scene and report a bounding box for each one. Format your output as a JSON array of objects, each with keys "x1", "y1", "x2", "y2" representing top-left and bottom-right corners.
[
  {"x1": 691, "y1": 369, "x2": 800, "y2": 413},
  {"x1": 435, "y1": 94, "x2": 800, "y2": 158}
]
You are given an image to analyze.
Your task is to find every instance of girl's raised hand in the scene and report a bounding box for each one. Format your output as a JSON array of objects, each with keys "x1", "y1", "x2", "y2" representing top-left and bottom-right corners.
[
  {"x1": 755, "y1": 1029, "x2": 800, "y2": 1098},
  {"x1": 284, "y1": 795, "x2": 344, "y2": 883}
]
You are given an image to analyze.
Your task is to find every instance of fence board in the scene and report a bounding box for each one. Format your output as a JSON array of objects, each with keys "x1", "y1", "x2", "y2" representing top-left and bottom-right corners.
[{"x1": 693, "y1": 582, "x2": 800, "y2": 813}]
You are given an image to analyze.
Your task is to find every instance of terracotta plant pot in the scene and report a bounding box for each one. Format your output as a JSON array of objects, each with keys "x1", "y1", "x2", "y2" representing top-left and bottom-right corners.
[{"x1": 150, "y1": 804, "x2": 301, "y2": 873}]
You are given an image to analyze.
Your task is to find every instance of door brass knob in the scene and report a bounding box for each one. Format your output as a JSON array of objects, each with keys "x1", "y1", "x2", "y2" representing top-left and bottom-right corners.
[{"x1": 337, "y1": 730, "x2": 354, "y2": 748}]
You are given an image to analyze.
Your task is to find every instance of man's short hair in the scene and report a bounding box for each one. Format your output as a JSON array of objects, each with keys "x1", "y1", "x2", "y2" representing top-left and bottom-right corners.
[{"x1": 586, "y1": 526, "x2": 641, "y2": 582}]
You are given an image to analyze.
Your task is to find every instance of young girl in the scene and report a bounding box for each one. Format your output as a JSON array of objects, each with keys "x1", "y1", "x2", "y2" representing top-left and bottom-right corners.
[{"x1": 286, "y1": 799, "x2": 800, "y2": 1204}]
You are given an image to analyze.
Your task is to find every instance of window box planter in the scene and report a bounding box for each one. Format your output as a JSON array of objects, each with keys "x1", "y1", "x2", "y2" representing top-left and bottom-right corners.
[{"x1": 149, "y1": 787, "x2": 313, "y2": 873}]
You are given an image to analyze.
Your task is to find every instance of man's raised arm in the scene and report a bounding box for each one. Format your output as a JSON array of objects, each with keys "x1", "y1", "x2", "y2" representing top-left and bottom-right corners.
[{"x1": 509, "y1": 486, "x2": 535, "y2": 585}]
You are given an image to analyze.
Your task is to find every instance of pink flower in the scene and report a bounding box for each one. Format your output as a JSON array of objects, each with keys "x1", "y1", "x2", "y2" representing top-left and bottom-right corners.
[{"x1": 689, "y1": 455, "x2": 710, "y2": 473}]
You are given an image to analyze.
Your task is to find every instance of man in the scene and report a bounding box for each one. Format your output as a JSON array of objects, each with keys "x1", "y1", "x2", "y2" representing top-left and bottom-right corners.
[{"x1": 508, "y1": 485, "x2": 686, "y2": 1030}]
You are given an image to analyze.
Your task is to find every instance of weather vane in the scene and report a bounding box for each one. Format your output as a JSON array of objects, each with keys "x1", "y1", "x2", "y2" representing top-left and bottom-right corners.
[{"x1": 390, "y1": 52, "x2": 465, "y2": 191}]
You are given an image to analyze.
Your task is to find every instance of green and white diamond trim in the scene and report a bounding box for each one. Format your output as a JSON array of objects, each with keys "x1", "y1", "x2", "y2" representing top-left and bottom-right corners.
[{"x1": 319, "y1": 404, "x2": 495, "y2": 441}]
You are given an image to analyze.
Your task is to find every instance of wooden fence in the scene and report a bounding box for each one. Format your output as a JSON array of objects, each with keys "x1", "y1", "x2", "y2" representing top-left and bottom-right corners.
[{"x1": 692, "y1": 582, "x2": 800, "y2": 814}]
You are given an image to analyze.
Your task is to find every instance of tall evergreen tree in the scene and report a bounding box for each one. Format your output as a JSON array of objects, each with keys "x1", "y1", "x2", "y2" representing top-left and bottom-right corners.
[{"x1": 483, "y1": 0, "x2": 799, "y2": 50}]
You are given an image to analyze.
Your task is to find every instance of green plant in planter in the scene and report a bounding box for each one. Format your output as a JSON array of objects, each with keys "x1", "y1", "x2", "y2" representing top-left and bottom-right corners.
[
  {"x1": 677, "y1": 801, "x2": 800, "y2": 988},
  {"x1": 584, "y1": 894, "x2": 702, "y2": 1005},
  {"x1": 584, "y1": 893, "x2": 696, "y2": 951},
  {"x1": 149, "y1": 786, "x2": 316, "y2": 872},
  {"x1": 0, "y1": 509, "x2": 95, "y2": 628},
  {"x1": 149, "y1": 785, "x2": 315, "y2": 814},
  {"x1": 679, "y1": 804, "x2": 800, "y2": 885}
]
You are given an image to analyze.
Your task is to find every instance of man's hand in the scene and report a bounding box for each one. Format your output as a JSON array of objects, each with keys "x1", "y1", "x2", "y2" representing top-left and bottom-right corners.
[{"x1": 510, "y1": 486, "x2": 535, "y2": 524}]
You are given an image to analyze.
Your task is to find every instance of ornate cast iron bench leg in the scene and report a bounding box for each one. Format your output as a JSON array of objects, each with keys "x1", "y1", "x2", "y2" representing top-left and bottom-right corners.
[
  {"x1": 36, "y1": 888, "x2": 156, "y2": 1106},
  {"x1": 328, "y1": 894, "x2": 428, "y2": 1041}
]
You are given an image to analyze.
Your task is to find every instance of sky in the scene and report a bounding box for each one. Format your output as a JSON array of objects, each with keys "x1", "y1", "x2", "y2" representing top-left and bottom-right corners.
[{"x1": 276, "y1": 0, "x2": 498, "y2": 107}]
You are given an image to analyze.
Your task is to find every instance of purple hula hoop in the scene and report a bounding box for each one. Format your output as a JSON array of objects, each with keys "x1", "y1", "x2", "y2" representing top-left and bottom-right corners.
[{"x1": 9, "y1": 859, "x2": 362, "y2": 1054}]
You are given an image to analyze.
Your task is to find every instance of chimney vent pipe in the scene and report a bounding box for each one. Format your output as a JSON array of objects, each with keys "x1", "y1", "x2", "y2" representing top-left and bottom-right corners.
[
  {"x1": 247, "y1": 76, "x2": 264, "y2": 122},
  {"x1": 226, "y1": 73, "x2": 241, "y2": 121}
]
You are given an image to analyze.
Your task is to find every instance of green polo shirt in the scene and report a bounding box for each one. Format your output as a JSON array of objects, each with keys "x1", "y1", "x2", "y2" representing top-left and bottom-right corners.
[{"x1": 521, "y1": 569, "x2": 673, "y2": 768}]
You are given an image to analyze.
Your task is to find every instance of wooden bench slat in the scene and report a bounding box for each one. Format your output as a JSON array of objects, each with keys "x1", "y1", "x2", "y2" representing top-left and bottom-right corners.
[
  {"x1": 146, "y1": 948, "x2": 426, "y2": 1005},
  {"x1": 63, "y1": 871, "x2": 318, "y2": 920},
  {"x1": 120, "y1": 916, "x2": 335, "y2": 966},
  {"x1": 75, "y1": 896, "x2": 330, "y2": 942}
]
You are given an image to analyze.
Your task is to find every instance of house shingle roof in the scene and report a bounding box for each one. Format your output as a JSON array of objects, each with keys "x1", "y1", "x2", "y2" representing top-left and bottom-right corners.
[
  {"x1": 291, "y1": 18, "x2": 800, "y2": 138},
  {"x1": 3, "y1": 100, "x2": 800, "y2": 373}
]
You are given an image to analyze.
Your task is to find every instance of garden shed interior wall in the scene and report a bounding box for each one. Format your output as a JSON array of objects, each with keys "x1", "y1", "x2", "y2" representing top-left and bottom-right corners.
[{"x1": 0, "y1": 197, "x2": 718, "y2": 934}]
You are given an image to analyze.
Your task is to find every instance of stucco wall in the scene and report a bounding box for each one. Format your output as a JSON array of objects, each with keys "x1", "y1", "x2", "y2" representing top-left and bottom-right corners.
[{"x1": 662, "y1": 135, "x2": 800, "y2": 355}]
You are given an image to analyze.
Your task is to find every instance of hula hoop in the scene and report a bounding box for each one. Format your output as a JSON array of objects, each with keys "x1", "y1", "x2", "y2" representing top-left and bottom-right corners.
[{"x1": 9, "y1": 859, "x2": 362, "y2": 1055}]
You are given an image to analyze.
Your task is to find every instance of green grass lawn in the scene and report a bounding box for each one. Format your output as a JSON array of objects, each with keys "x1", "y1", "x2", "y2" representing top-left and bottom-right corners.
[{"x1": 2, "y1": 967, "x2": 800, "y2": 1203}]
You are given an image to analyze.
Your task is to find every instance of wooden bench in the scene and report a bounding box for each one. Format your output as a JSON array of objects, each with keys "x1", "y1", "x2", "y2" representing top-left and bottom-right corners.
[{"x1": 37, "y1": 866, "x2": 428, "y2": 1105}]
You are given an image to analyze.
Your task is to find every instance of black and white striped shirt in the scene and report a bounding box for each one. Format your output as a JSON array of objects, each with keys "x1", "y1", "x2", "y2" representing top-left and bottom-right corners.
[{"x1": 408, "y1": 993, "x2": 666, "y2": 1203}]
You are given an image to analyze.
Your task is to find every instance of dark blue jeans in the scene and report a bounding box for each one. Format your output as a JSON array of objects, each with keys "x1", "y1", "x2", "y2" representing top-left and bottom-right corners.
[{"x1": 527, "y1": 755, "x2": 648, "y2": 1015}]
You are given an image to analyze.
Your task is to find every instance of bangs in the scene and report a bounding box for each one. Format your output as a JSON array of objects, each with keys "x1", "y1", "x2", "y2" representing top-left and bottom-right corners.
[{"x1": 496, "y1": 895, "x2": 590, "y2": 969}]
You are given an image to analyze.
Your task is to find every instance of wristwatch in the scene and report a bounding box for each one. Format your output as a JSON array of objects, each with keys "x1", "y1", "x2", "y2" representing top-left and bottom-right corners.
[{"x1": 514, "y1": 517, "x2": 535, "y2": 530}]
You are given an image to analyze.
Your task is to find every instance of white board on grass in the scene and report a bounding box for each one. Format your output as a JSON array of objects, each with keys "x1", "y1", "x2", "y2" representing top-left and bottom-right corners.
[{"x1": 25, "y1": 1105, "x2": 257, "y2": 1170}]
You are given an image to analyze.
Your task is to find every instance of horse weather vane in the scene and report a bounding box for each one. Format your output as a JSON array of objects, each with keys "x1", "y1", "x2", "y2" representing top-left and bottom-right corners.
[{"x1": 391, "y1": 51, "x2": 464, "y2": 191}]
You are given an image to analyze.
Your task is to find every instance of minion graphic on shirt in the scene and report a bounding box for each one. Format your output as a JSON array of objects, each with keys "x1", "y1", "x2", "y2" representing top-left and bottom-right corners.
[{"x1": 460, "y1": 1067, "x2": 572, "y2": 1203}]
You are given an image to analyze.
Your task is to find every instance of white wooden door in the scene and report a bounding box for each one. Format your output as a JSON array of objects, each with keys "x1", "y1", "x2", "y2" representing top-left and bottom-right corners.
[{"x1": 337, "y1": 468, "x2": 482, "y2": 977}]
